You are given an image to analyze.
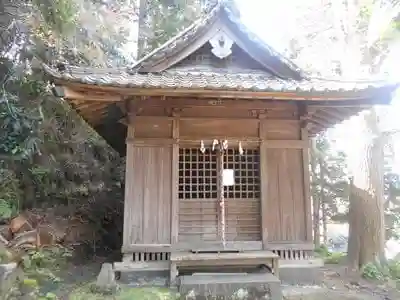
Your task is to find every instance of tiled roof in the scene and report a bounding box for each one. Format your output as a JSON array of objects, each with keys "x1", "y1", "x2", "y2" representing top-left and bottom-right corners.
[{"x1": 43, "y1": 64, "x2": 398, "y2": 96}]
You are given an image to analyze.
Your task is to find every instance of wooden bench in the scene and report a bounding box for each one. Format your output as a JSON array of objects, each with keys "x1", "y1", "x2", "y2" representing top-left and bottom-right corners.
[{"x1": 170, "y1": 250, "x2": 280, "y2": 286}]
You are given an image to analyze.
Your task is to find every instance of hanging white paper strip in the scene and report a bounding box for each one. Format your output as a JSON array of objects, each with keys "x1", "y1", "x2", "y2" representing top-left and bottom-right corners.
[
  {"x1": 222, "y1": 169, "x2": 235, "y2": 186},
  {"x1": 200, "y1": 140, "x2": 206, "y2": 153}
]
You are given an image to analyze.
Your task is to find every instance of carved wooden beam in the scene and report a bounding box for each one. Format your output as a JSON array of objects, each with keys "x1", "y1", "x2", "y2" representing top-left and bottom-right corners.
[{"x1": 53, "y1": 85, "x2": 123, "y2": 102}]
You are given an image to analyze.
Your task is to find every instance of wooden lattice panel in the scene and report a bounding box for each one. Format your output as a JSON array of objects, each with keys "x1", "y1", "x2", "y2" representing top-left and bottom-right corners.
[
  {"x1": 178, "y1": 148, "x2": 218, "y2": 199},
  {"x1": 178, "y1": 147, "x2": 261, "y2": 242},
  {"x1": 224, "y1": 148, "x2": 261, "y2": 241},
  {"x1": 224, "y1": 149, "x2": 260, "y2": 199}
]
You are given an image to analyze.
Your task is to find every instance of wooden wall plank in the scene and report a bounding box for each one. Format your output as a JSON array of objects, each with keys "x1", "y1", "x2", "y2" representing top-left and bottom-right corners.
[
  {"x1": 278, "y1": 150, "x2": 292, "y2": 240},
  {"x1": 179, "y1": 119, "x2": 259, "y2": 138},
  {"x1": 133, "y1": 117, "x2": 301, "y2": 141},
  {"x1": 261, "y1": 120, "x2": 300, "y2": 140},
  {"x1": 266, "y1": 149, "x2": 280, "y2": 241},
  {"x1": 178, "y1": 199, "x2": 261, "y2": 242},
  {"x1": 292, "y1": 149, "x2": 306, "y2": 240},
  {"x1": 123, "y1": 146, "x2": 172, "y2": 250},
  {"x1": 133, "y1": 117, "x2": 172, "y2": 138},
  {"x1": 265, "y1": 148, "x2": 307, "y2": 242},
  {"x1": 143, "y1": 149, "x2": 153, "y2": 242}
]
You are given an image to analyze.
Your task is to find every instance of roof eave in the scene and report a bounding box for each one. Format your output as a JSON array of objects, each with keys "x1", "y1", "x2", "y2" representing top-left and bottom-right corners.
[{"x1": 50, "y1": 78, "x2": 398, "y2": 105}]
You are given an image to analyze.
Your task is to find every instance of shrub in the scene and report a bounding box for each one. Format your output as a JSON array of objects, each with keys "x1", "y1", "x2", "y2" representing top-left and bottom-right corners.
[
  {"x1": 314, "y1": 244, "x2": 330, "y2": 258},
  {"x1": 324, "y1": 252, "x2": 346, "y2": 264},
  {"x1": 361, "y1": 259, "x2": 400, "y2": 281}
]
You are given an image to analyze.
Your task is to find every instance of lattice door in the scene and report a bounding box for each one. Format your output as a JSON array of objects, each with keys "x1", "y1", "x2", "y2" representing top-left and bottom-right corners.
[
  {"x1": 224, "y1": 148, "x2": 261, "y2": 241},
  {"x1": 178, "y1": 147, "x2": 261, "y2": 243},
  {"x1": 178, "y1": 148, "x2": 219, "y2": 242}
]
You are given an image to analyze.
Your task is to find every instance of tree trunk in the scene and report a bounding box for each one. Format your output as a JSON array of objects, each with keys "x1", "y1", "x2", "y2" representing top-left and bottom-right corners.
[
  {"x1": 137, "y1": 0, "x2": 147, "y2": 58},
  {"x1": 347, "y1": 108, "x2": 386, "y2": 269},
  {"x1": 310, "y1": 139, "x2": 321, "y2": 247}
]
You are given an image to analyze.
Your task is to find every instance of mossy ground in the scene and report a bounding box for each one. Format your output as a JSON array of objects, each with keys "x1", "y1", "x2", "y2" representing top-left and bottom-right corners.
[{"x1": 68, "y1": 285, "x2": 178, "y2": 300}]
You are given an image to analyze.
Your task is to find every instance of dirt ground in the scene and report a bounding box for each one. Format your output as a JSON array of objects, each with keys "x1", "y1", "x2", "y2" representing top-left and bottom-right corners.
[
  {"x1": 45, "y1": 258, "x2": 400, "y2": 299},
  {"x1": 283, "y1": 264, "x2": 400, "y2": 300}
]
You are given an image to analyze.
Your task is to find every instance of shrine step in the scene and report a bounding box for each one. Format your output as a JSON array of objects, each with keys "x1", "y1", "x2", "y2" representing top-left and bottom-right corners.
[
  {"x1": 279, "y1": 258, "x2": 323, "y2": 286},
  {"x1": 113, "y1": 261, "x2": 169, "y2": 285},
  {"x1": 114, "y1": 261, "x2": 169, "y2": 272},
  {"x1": 179, "y1": 272, "x2": 282, "y2": 300}
]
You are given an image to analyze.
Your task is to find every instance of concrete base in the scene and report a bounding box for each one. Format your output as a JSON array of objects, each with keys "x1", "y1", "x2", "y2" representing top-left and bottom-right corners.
[
  {"x1": 118, "y1": 270, "x2": 168, "y2": 287},
  {"x1": 279, "y1": 259, "x2": 324, "y2": 286},
  {"x1": 179, "y1": 272, "x2": 282, "y2": 300}
]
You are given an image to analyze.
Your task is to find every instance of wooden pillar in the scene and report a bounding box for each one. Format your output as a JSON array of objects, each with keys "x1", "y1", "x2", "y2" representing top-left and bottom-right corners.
[
  {"x1": 217, "y1": 142, "x2": 226, "y2": 246},
  {"x1": 122, "y1": 125, "x2": 135, "y2": 255},
  {"x1": 170, "y1": 117, "x2": 179, "y2": 244},
  {"x1": 259, "y1": 118, "x2": 269, "y2": 248},
  {"x1": 301, "y1": 127, "x2": 313, "y2": 242}
]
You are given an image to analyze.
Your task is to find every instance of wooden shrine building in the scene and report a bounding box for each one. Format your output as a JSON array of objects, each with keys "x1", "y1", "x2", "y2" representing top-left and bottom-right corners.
[{"x1": 44, "y1": 1, "x2": 398, "y2": 286}]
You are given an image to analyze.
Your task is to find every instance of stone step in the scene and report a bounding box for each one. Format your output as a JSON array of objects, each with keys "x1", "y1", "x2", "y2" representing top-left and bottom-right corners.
[
  {"x1": 114, "y1": 261, "x2": 169, "y2": 272},
  {"x1": 179, "y1": 272, "x2": 282, "y2": 300},
  {"x1": 278, "y1": 259, "x2": 323, "y2": 286}
]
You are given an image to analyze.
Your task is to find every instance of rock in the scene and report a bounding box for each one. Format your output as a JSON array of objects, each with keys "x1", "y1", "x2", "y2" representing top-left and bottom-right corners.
[
  {"x1": 93, "y1": 263, "x2": 118, "y2": 294},
  {"x1": 232, "y1": 288, "x2": 249, "y2": 299},
  {"x1": 0, "y1": 263, "x2": 23, "y2": 297},
  {"x1": 185, "y1": 289, "x2": 196, "y2": 300},
  {"x1": 0, "y1": 233, "x2": 9, "y2": 247}
]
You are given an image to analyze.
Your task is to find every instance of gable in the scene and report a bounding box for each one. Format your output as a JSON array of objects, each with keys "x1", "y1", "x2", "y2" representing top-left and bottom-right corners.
[
  {"x1": 169, "y1": 43, "x2": 274, "y2": 75},
  {"x1": 130, "y1": 2, "x2": 304, "y2": 80}
]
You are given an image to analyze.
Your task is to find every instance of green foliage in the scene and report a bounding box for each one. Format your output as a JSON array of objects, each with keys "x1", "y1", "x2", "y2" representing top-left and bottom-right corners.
[
  {"x1": 312, "y1": 131, "x2": 400, "y2": 242},
  {"x1": 313, "y1": 134, "x2": 349, "y2": 216},
  {"x1": 33, "y1": 0, "x2": 78, "y2": 36},
  {"x1": 314, "y1": 244, "x2": 346, "y2": 264},
  {"x1": 324, "y1": 252, "x2": 346, "y2": 264},
  {"x1": 69, "y1": 285, "x2": 178, "y2": 300},
  {"x1": 310, "y1": 132, "x2": 349, "y2": 244},
  {"x1": 362, "y1": 263, "x2": 385, "y2": 280},
  {"x1": 314, "y1": 244, "x2": 330, "y2": 257},
  {"x1": 141, "y1": 0, "x2": 203, "y2": 53},
  {"x1": 0, "y1": 199, "x2": 17, "y2": 219},
  {"x1": 6, "y1": 247, "x2": 72, "y2": 299},
  {"x1": 29, "y1": 0, "x2": 135, "y2": 66},
  {"x1": 0, "y1": 166, "x2": 21, "y2": 219},
  {"x1": 0, "y1": 60, "x2": 43, "y2": 160},
  {"x1": 0, "y1": 0, "x2": 127, "y2": 246},
  {"x1": 361, "y1": 259, "x2": 400, "y2": 282},
  {"x1": 21, "y1": 247, "x2": 72, "y2": 283}
]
